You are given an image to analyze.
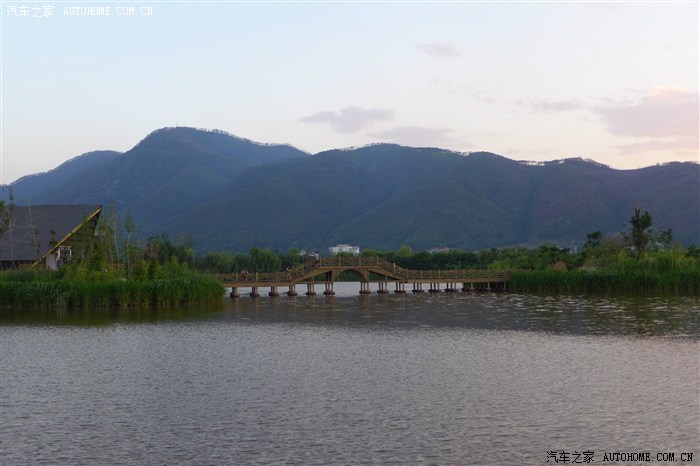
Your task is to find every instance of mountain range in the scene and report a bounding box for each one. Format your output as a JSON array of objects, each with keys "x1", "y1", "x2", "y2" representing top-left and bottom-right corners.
[{"x1": 3, "y1": 127, "x2": 699, "y2": 253}]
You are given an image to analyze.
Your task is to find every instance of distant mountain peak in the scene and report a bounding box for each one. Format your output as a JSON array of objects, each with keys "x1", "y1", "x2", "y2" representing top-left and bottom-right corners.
[
  {"x1": 320, "y1": 143, "x2": 460, "y2": 157},
  {"x1": 133, "y1": 126, "x2": 305, "y2": 152}
]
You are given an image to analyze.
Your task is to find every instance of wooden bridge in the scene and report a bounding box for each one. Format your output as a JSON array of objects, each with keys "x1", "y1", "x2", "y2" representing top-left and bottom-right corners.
[{"x1": 216, "y1": 256, "x2": 522, "y2": 297}]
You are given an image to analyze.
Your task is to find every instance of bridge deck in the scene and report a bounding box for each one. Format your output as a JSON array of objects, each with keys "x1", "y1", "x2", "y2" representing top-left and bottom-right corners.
[{"x1": 216, "y1": 257, "x2": 523, "y2": 290}]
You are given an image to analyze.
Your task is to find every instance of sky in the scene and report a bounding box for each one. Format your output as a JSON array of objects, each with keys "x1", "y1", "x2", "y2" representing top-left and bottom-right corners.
[{"x1": 1, "y1": 1, "x2": 698, "y2": 184}]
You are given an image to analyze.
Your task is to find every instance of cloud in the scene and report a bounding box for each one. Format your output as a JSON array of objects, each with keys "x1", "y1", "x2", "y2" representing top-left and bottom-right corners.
[
  {"x1": 460, "y1": 89, "x2": 497, "y2": 105},
  {"x1": 613, "y1": 137, "x2": 699, "y2": 156},
  {"x1": 595, "y1": 87, "x2": 698, "y2": 139},
  {"x1": 369, "y1": 126, "x2": 468, "y2": 148},
  {"x1": 516, "y1": 99, "x2": 585, "y2": 113},
  {"x1": 416, "y1": 42, "x2": 461, "y2": 58},
  {"x1": 299, "y1": 106, "x2": 394, "y2": 133},
  {"x1": 594, "y1": 87, "x2": 699, "y2": 157}
]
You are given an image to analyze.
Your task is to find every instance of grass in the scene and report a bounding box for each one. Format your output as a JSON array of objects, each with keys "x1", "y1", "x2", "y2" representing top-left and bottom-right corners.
[
  {"x1": 0, "y1": 272, "x2": 225, "y2": 309},
  {"x1": 509, "y1": 269, "x2": 700, "y2": 294}
]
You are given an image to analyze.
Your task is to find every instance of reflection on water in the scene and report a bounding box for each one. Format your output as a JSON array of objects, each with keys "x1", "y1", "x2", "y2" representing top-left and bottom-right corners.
[
  {"x1": 222, "y1": 291, "x2": 699, "y2": 337},
  {"x1": 1, "y1": 286, "x2": 698, "y2": 465},
  {"x1": 4, "y1": 283, "x2": 695, "y2": 337},
  {"x1": 0, "y1": 303, "x2": 226, "y2": 326}
]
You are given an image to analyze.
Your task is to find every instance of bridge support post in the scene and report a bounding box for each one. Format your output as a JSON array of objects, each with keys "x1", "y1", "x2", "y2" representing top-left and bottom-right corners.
[
  {"x1": 306, "y1": 283, "x2": 316, "y2": 296},
  {"x1": 462, "y1": 282, "x2": 475, "y2": 292},
  {"x1": 230, "y1": 287, "x2": 240, "y2": 298},
  {"x1": 412, "y1": 283, "x2": 424, "y2": 293},
  {"x1": 324, "y1": 283, "x2": 335, "y2": 296},
  {"x1": 360, "y1": 282, "x2": 371, "y2": 294},
  {"x1": 394, "y1": 282, "x2": 406, "y2": 294},
  {"x1": 268, "y1": 286, "x2": 279, "y2": 297},
  {"x1": 429, "y1": 283, "x2": 441, "y2": 293},
  {"x1": 445, "y1": 283, "x2": 458, "y2": 292},
  {"x1": 249, "y1": 286, "x2": 260, "y2": 298},
  {"x1": 287, "y1": 285, "x2": 298, "y2": 296},
  {"x1": 377, "y1": 281, "x2": 389, "y2": 294}
]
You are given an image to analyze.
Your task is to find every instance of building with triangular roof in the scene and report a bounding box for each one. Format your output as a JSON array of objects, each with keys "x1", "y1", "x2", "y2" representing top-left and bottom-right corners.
[{"x1": 0, "y1": 204, "x2": 102, "y2": 270}]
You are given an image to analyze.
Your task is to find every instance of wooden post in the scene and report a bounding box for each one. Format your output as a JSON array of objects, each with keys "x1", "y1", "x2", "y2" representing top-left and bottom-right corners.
[{"x1": 306, "y1": 283, "x2": 316, "y2": 296}]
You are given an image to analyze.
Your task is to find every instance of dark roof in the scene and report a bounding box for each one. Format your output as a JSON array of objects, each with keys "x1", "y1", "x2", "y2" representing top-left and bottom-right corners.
[{"x1": 0, "y1": 204, "x2": 102, "y2": 262}]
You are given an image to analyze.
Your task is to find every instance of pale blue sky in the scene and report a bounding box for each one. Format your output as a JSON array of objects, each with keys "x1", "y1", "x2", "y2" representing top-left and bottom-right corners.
[{"x1": 2, "y1": 1, "x2": 698, "y2": 183}]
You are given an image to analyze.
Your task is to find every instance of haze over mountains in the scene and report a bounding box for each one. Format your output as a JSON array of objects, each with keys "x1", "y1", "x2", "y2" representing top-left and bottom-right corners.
[{"x1": 4, "y1": 127, "x2": 699, "y2": 253}]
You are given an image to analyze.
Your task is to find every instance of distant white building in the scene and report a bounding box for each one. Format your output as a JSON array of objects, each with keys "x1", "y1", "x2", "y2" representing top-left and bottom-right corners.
[
  {"x1": 329, "y1": 244, "x2": 360, "y2": 256},
  {"x1": 427, "y1": 247, "x2": 452, "y2": 254}
]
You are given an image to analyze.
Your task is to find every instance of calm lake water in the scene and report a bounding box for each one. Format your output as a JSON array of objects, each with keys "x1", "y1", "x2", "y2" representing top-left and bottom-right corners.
[{"x1": 1, "y1": 284, "x2": 698, "y2": 465}]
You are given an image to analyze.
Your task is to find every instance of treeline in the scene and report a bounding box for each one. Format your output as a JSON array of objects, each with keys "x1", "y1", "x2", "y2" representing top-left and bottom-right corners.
[
  {"x1": 0, "y1": 203, "x2": 225, "y2": 308},
  {"x1": 2, "y1": 205, "x2": 698, "y2": 304},
  {"x1": 97, "y1": 207, "x2": 699, "y2": 281}
]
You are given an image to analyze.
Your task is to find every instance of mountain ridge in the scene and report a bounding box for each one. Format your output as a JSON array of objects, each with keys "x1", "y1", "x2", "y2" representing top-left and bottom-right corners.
[{"x1": 3, "y1": 127, "x2": 698, "y2": 252}]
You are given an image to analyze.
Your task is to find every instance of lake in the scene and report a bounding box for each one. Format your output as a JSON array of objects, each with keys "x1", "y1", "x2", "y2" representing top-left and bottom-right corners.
[{"x1": 1, "y1": 284, "x2": 698, "y2": 465}]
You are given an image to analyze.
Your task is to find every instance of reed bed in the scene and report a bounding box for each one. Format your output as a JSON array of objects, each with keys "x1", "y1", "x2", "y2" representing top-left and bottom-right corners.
[
  {"x1": 0, "y1": 276, "x2": 224, "y2": 308},
  {"x1": 509, "y1": 270, "x2": 700, "y2": 294}
]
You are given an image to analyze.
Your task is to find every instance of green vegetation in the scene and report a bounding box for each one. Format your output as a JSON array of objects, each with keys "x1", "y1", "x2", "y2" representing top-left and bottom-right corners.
[
  {"x1": 189, "y1": 211, "x2": 698, "y2": 294},
  {"x1": 508, "y1": 269, "x2": 700, "y2": 294},
  {"x1": 2, "y1": 206, "x2": 697, "y2": 308},
  {"x1": 0, "y1": 271, "x2": 223, "y2": 308},
  {"x1": 0, "y1": 212, "x2": 224, "y2": 308},
  {"x1": 195, "y1": 208, "x2": 698, "y2": 294}
]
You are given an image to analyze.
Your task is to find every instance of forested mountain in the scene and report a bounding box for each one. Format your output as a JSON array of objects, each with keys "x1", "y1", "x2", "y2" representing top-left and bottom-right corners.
[
  {"x1": 6, "y1": 150, "x2": 121, "y2": 202},
  {"x1": 3, "y1": 128, "x2": 308, "y2": 231},
  {"x1": 3, "y1": 128, "x2": 698, "y2": 253},
  {"x1": 164, "y1": 145, "x2": 699, "y2": 251}
]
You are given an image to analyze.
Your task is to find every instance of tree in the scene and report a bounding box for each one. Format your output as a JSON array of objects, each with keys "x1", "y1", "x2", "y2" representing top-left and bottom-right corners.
[
  {"x1": 398, "y1": 245, "x2": 413, "y2": 258},
  {"x1": 26, "y1": 204, "x2": 42, "y2": 261},
  {"x1": 584, "y1": 231, "x2": 602, "y2": 251},
  {"x1": 124, "y1": 210, "x2": 137, "y2": 279},
  {"x1": 280, "y1": 247, "x2": 303, "y2": 269},
  {"x1": 0, "y1": 189, "x2": 17, "y2": 268},
  {"x1": 0, "y1": 199, "x2": 5, "y2": 269},
  {"x1": 656, "y1": 228, "x2": 674, "y2": 250},
  {"x1": 200, "y1": 252, "x2": 235, "y2": 273},
  {"x1": 247, "y1": 247, "x2": 281, "y2": 272},
  {"x1": 626, "y1": 208, "x2": 653, "y2": 257},
  {"x1": 97, "y1": 200, "x2": 121, "y2": 266}
]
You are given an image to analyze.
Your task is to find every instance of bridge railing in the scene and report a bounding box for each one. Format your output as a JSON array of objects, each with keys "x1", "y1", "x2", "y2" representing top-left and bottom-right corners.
[
  {"x1": 374, "y1": 257, "x2": 410, "y2": 278},
  {"x1": 289, "y1": 259, "x2": 322, "y2": 280},
  {"x1": 217, "y1": 258, "x2": 330, "y2": 284},
  {"x1": 317, "y1": 256, "x2": 381, "y2": 268},
  {"x1": 403, "y1": 269, "x2": 514, "y2": 281},
  {"x1": 215, "y1": 256, "x2": 529, "y2": 285},
  {"x1": 312, "y1": 256, "x2": 410, "y2": 277}
]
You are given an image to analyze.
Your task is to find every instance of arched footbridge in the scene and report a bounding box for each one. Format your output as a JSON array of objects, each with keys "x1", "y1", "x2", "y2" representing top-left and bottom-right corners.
[{"x1": 215, "y1": 256, "x2": 525, "y2": 297}]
